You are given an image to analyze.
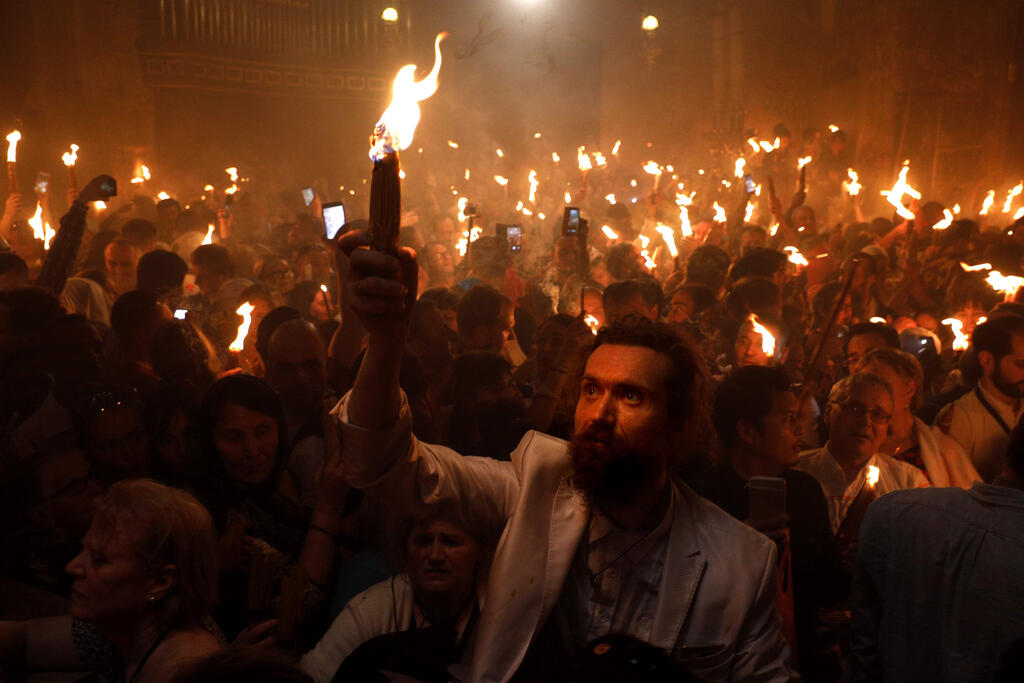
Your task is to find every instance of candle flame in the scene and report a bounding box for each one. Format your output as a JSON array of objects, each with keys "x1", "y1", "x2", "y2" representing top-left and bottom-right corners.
[
  {"x1": 713, "y1": 201, "x2": 726, "y2": 223},
  {"x1": 229, "y1": 302, "x2": 255, "y2": 352},
  {"x1": 131, "y1": 163, "x2": 151, "y2": 184},
  {"x1": 495, "y1": 148, "x2": 504, "y2": 158},
  {"x1": 828, "y1": 124, "x2": 840, "y2": 133},
  {"x1": 493, "y1": 175, "x2": 509, "y2": 187},
  {"x1": 62, "y1": 143, "x2": 79, "y2": 167},
  {"x1": 985, "y1": 270, "x2": 1024, "y2": 300},
  {"x1": 642, "y1": 160, "x2": 662, "y2": 176},
  {"x1": 28, "y1": 203, "x2": 45, "y2": 240},
  {"x1": 655, "y1": 223, "x2": 679, "y2": 257},
  {"x1": 593, "y1": 151, "x2": 607, "y2": 167},
  {"x1": 960, "y1": 262, "x2": 992, "y2": 272},
  {"x1": 783, "y1": 246, "x2": 809, "y2": 267},
  {"x1": 369, "y1": 32, "x2": 448, "y2": 160},
  {"x1": 577, "y1": 147, "x2": 592, "y2": 172},
  {"x1": 734, "y1": 157, "x2": 746, "y2": 179},
  {"x1": 749, "y1": 314, "x2": 776, "y2": 357},
  {"x1": 797, "y1": 156, "x2": 812, "y2": 169},
  {"x1": 564, "y1": 191, "x2": 572, "y2": 204},
  {"x1": 932, "y1": 209, "x2": 954, "y2": 230},
  {"x1": 529, "y1": 169, "x2": 539, "y2": 203},
  {"x1": 601, "y1": 225, "x2": 619, "y2": 240},
  {"x1": 981, "y1": 190, "x2": 996, "y2": 215},
  {"x1": 5, "y1": 130, "x2": 21, "y2": 163},
  {"x1": 202, "y1": 224, "x2": 216, "y2": 244},
  {"x1": 584, "y1": 314, "x2": 600, "y2": 335},
  {"x1": 880, "y1": 161, "x2": 921, "y2": 220},
  {"x1": 94, "y1": 200, "x2": 107, "y2": 210},
  {"x1": 605, "y1": 193, "x2": 616, "y2": 204},
  {"x1": 866, "y1": 465, "x2": 880, "y2": 488},
  {"x1": 942, "y1": 318, "x2": 970, "y2": 351},
  {"x1": 552, "y1": 152, "x2": 560, "y2": 163},
  {"x1": 447, "y1": 140, "x2": 459, "y2": 148},
  {"x1": 611, "y1": 140, "x2": 621, "y2": 155},
  {"x1": 870, "y1": 317, "x2": 887, "y2": 324},
  {"x1": 843, "y1": 168, "x2": 861, "y2": 196},
  {"x1": 533, "y1": 132, "x2": 542, "y2": 139},
  {"x1": 1003, "y1": 182, "x2": 1023, "y2": 214}
]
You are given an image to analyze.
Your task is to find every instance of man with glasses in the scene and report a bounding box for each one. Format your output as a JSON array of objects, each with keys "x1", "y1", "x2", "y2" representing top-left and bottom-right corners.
[{"x1": 797, "y1": 372, "x2": 929, "y2": 534}]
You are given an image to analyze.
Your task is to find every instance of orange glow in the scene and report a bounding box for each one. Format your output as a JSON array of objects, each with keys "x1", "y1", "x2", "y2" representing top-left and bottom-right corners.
[
  {"x1": 564, "y1": 191, "x2": 572, "y2": 204},
  {"x1": 655, "y1": 223, "x2": 678, "y2": 257},
  {"x1": 981, "y1": 190, "x2": 996, "y2": 215},
  {"x1": 529, "y1": 170, "x2": 539, "y2": 203},
  {"x1": 584, "y1": 314, "x2": 600, "y2": 335},
  {"x1": 156, "y1": 191, "x2": 170, "y2": 201},
  {"x1": 843, "y1": 168, "x2": 861, "y2": 196},
  {"x1": 493, "y1": 175, "x2": 509, "y2": 186},
  {"x1": 797, "y1": 156, "x2": 812, "y2": 169},
  {"x1": 611, "y1": 140, "x2": 621, "y2": 155},
  {"x1": 605, "y1": 193, "x2": 616, "y2": 204},
  {"x1": 866, "y1": 465, "x2": 880, "y2": 488},
  {"x1": 28, "y1": 203, "x2": 44, "y2": 241},
  {"x1": 202, "y1": 224, "x2": 216, "y2": 244},
  {"x1": 880, "y1": 161, "x2": 921, "y2": 220},
  {"x1": 749, "y1": 314, "x2": 776, "y2": 357},
  {"x1": 828, "y1": 124, "x2": 840, "y2": 133},
  {"x1": 713, "y1": 201, "x2": 726, "y2": 223},
  {"x1": 130, "y1": 163, "x2": 151, "y2": 184},
  {"x1": 577, "y1": 147, "x2": 592, "y2": 172},
  {"x1": 5, "y1": 130, "x2": 20, "y2": 163},
  {"x1": 960, "y1": 262, "x2": 992, "y2": 272},
  {"x1": 447, "y1": 140, "x2": 459, "y2": 148},
  {"x1": 601, "y1": 225, "x2": 619, "y2": 240},
  {"x1": 986, "y1": 270, "x2": 1024, "y2": 300},
  {"x1": 942, "y1": 318, "x2": 969, "y2": 351},
  {"x1": 932, "y1": 209, "x2": 954, "y2": 230},
  {"x1": 552, "y1": 152, "x2": 560, "y2": 163},
  {"x1": 734, "y1": 157, "x2": 746, "y2": 179},
  {"x1": 62, "y1": 144, "x2": 79, "y2": 167},
  {"x1": 1003, "y1": 182, "x2": 1023, "y2": 214},
  {"x1": 642, "y1": 160, "x2": 662, "y2": 176},
  {"x1": 369, "y1": 32, "x2": 448, "y2": 160},
  {"x1": 593, "y1": 151, "x2": 607, "y2": 167},
  {"x1": 783, "y1": 246, "x2": 809, "y2": 267},
  {"x1": 229, "y1": 302, "x2": 255, "y2": 353},
  {"x1": 495, "y1": 148, "x2": 504, "y2": 158}
]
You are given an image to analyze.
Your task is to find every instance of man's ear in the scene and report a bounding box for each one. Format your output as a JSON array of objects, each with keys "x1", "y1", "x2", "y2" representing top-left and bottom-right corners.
[{"x1": 978, "y1": 350, "x2": 995, "y2": 375}]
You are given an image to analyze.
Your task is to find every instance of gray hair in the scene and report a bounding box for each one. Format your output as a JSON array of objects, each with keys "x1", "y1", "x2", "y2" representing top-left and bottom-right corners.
[
  {"x1": 828, "y1": 371, "x2": 893, "y2": 407},
  {"x1": 857, "y1": 347, "x2": 925, "y2": 410}
]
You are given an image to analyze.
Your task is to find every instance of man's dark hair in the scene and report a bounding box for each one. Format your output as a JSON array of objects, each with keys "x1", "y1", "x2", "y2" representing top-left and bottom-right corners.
[
  {"x1": 255, "y1": 306, "x2": 301, "y2": 363},
  {"x1": 845, "y1": 322, "x2": 901, "y2": 355},
  {"x1": 713, "y1": 366, "x2": 793, "y2": 451},
  {"x1": 725, "y1": 277, "x2": 780, "y2": 321},
  {"x1": 190, "y1": 244, "x2": 234, "y2": 277},
  {"x1": 137, "y1": 249, "x2": 188, "y2": 297},
  {"x1": 587, "y1": 316, "x2": 708, "y2": 430},
  {"x1": 603, "y1": 279, "x2": 663, "y2": 317},
  {"x1": 972, "y1": 314, "x2": 1024, "y2": 365},
  {"x1": 667, "y1": 283, "x2": 717, "y2": 316},
  {"x1": 456, "y1": 285, "x2": 509, "y2": 337},
  {"x1": 121, "y1": 218, "x2": 157, "y2": 249},
  {"x1": 605, "y1": 243, "x2": 644, "y2": 281},
  {"x1": 685, "y1": 245, "x2": 731, "y2": 291},
  {"x1": 729, "y1": 247, "x2": 788, "y2": 283},
  {"x1": 110, "y1": 290, "x2": 161, "y2": 346},
  {"x1": 0, "y1": 252, "x2": 29, "y2": 279},
  {"x1": 420, "y1": 286, "x2": 460, "y2": 312}
]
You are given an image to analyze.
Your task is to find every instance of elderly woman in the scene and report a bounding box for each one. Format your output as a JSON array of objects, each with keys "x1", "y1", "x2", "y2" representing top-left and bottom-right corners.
[
  {"x1": 299, "y1": 506, "x2": 489, "y2": 682},
  {"x1": 0, "y1": 479, "x2": 221, "y2": 681},
  {"x1": 856, "y1": 347, "x2": 980, "y2": 487}
]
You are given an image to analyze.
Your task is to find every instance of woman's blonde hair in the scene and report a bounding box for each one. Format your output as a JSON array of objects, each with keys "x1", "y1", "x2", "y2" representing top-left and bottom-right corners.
[
  {"x1": 91, "y1": 478, "x2": 218, "y2": 626},
  {"x1": 858, "y1": 347, "x2": 925, "y2": 410}
]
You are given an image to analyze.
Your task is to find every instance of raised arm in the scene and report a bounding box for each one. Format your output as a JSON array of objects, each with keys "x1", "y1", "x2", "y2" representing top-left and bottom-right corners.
[{"x1": 36, "y1": 175, "x2": 116, "y2": 295}]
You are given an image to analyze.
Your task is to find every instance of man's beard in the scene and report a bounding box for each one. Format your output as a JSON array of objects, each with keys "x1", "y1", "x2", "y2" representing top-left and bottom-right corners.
[
  {"x1": 992, "y1": 364, "x2": 1024, "y2": 399},
  {"x1": 568, "y1": 423, "x2": 658, "y2": 506}
]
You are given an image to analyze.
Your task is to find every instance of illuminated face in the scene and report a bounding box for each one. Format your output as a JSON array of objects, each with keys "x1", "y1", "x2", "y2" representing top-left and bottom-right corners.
[
  {"x1": 214, "y1": 403, "x2": 279, "y2": 485},
  {"x1": 988, "y1": 333, "x2": 1024, "y2": 399},
  {"x1": 748, "y1": 390, "x2": 802, "y2": 469},
  {"x1": 826, "y1": 382, "x2": 893, "y2": 464},
  {"x1": 846, "y1": 333, "x2": 888, "y2": 369},
  {"x1": 669, "y1": 290, "x2": 696, "y2": 324},
  {"x1": 735, "y1": 320, "x2": 772, "y2": 368},
  {"x1": 105, "y1": 242, "x2": 138, "y2": 293},
  {"x1": 406, "y1": 521, "x2": 480, "y2": 605}
]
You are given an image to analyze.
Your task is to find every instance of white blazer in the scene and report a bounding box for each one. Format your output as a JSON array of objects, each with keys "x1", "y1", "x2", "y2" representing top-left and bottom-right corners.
[{"x1": 333, "y1": 393, "x2": 796, "y2": 682}]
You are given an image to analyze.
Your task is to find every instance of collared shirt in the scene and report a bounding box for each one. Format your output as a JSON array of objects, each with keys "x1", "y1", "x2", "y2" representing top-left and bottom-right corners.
[
  {"x1": 796, "y1": 447, "x2": 929, "y2": 533},
  {"x1": 936, "y1": 381, "x2": 1024, "y2": 482},
  {"x1": 559, "y1": 485, "x2": 675, "y2": 646}
]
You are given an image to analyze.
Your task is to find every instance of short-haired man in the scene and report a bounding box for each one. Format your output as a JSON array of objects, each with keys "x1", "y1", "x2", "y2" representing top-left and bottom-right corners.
[
  {"x1": 844, "y1": 321, "x2": 900, "y2": 371},
  {"x1": 602, "y1": 279, "x2": 661, "y2": 324},
  {"x1": 456, "y1": 284, "x2": 515, "y2": 355},
  {"x1": 852, "y1": 419, "x2": 1024, "y2": 682},
  {"x1": 136, "y1": 249, "x2": 188, "y2": 306},
  {"x1": 797, "y1": 372, "x2": 929, "y2": 534},
  {"x1": 936, "y1": 315, "x2": 1024, "y2": 481},
  {"x1": 189, "y1": 243, "x2": 234, "y2": 299},
  {"x1": 329, "y1": 232, "x2": 794, "y2": 682},
  {"x1": 104, "y1": 238, "x2": 139, "y2": 296}
]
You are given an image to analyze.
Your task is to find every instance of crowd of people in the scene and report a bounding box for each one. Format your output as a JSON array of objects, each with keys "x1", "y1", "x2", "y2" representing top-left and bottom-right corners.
[{"x1": 1, "y1": 122, "x2": 1023, "y2": 682}]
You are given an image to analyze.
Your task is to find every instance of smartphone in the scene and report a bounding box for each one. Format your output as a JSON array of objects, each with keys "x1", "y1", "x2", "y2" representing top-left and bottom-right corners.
[
  {"x1": 100, "y1": 176, "x2": 117, "y2": 197},
  {"x1": 301, "y1": 187, "x2": 315, "y2": 206},
  {"x1": 223, "y1": 193, "x2": 234, "y2": 216},
  {"x1": 747, "y1": 476, "x2": 787, "y2": 522},
  {"x1": 744, "y1": 174, "x2": 756, "y2": 195},
  {"x1": 322, "y1": 201, "x2": 347, "y2": 240},
  {"x1": 562, "y1": 207, "x2": 581, "y2": 237},
  {"x1": 173, "y1": 309, "x2": 187, "y2": 320},
  {"x1": 34, "y1": 171, "x2": 50, "y2": 194},
  {"x1": 497, "y1": 224, "x2": 522, "y2": 253}
]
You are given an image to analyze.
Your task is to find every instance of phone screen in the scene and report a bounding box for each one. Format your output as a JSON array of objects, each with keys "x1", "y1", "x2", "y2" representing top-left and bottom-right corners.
[
  {"x1": 506, "y1": 226, "x2": 522, "y2": 252},
  {"x1": 301, "y1": 187, "x2": 314, "y2": 206},
  {"x1": 173, "y1": 309, "x2": 187, "y2": 320},
  {"x1": 744, "y1": 174, "x2": 756, "y2": 194},
  {"x1": 563, "y1": 207, "x2": 580, "y2": 236},
  {"x1": 35, "y1": 179, "x2": 49, "y2": 194},
  {"x1": 322, "y1": 202, "x2": 347, "y2": 240}
]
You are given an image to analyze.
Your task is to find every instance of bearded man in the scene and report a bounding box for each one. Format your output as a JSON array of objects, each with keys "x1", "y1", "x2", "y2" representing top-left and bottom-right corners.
[
  {"x1": 329, "y1": 230, "x2": 795, "y2": 683},
  {"x1": 937, "y1": 315, "x2": 1024, "y2": 482}
]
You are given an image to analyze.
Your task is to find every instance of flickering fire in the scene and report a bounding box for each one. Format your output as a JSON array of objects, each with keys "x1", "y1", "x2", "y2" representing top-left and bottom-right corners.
[
  {"x1": 28, "y1": 203, "x2": 44, "y2": 241},
  {"x1": 577, "y1": 147, "x2": 592, "y2": 172},
  {"x1": 744, "y1": 202, "x2": 755, "y2": 223},
  {"x1": 533, "y1": 132, "x2": 542, "y2": 139},
  {"x1": 552, "y1": 152, "x2": 560, "y2": 163},
  {"x1": 712, "y1": 202, "x2": 727, "y2": 223},
  {"x1": 759, "y1": 140, "x2": 775, "y2": 153},
  {"x1": 747, "y1": 138, "x2": 760, "y2": 154},
  {"x1": 828, "y1": 124, "x2": 840, "y2": 133},
  {"x1": 749, "y1": 315, "x2": 776, "y2": 357},
  {"x1": 1015, "y1": 207, "x2": 1024, "y2": 221},
  {"x1": 1003, "y1": 182, "x2": 1023, "y2": 214},
  {"x1": 605, "y1": 193, "x2": 616, "y2": 204},
  {"x1": 797, "y1": 156, "x2": 812, "y2": 170},
  {"x1": 655, "y1": 224, "x2": 679, "y2": 257},
  {"x1": 457, "y1": 197, "x2": 469, "y2": 221},
  {"x1": 469, "y1": 226, "x2": 482, "y2": 242},
  {"x1": 880, "y1": 161, "x2": 921, "y2": 221},
  {"x1": 203, "y1": 184, "x2": 214, "y2": 192},
  {"x1": 959, "y1": 262, "x2": 993, "y2": 274},
  {"x1": 932, "y1": 209, "x2": 954, "y2": 230},
  {"x1": 94, "y1": 201, "x2": 107, "y2": 210},
  {"x1": 202, "y1": 224, "x2": 216, "y2": 244},
  {"x1": 130, "y1": 164, "x2": 151, "y2": 184},
  {"x1": 981, "y1": 190, "x2": 996, "y2": 215},
  {"x1": 493, "y1": 175, "x2": 509, "y2": 186},
  {"x1": 601, "y1": 225, "x2": 619, "y2": 240},
  {"x1": 866, "y1": 465, "x2": 880, "y2": 488},
  {"x1": 769, "y1": 222, "x2": 780, "y2": 237},
  {"x1": 611, "y1": 140, "x2": 621, "y2": 155},
  {"x1": 528, "y1": 170, "x2": 539, "y2": 203},
  {"x1": 953, "y1": 203, "x2": 961, "y2": 215},
  {"x1": 495, "y1": 148, "x2": 504, "y2": 158},
  {"x1": 783, "y1": 246, "x2": 809, "y2": 267},
  {"x1": 642, "y1": 160, "x2": 662, "y2": 177},
  {"x1": 843, "y1": 168, "x2": 861, "y2": 196},
  {"x1": 447, "y1": 140, "x2": 459, "y2": 149},
  {"x1": 369, "y1": 32, "x2": 448, "y2": 161},
  {"x1": 734, "y1": 157, "x2": 746, "y2": 179},
  {"x1": 62, "y1": 144, "x2": 79, "y2": 167},
  {"x1": 564, "y1": 191, "x2": 572, "y2": 203},
  {"x1": 584, "y1": 314, "x2": 600, "y2": 335},
  {"x1": 5, "y1": 130, "x2": 20, "y2": 163},
  {"x1": 985, "y1": 270, "x2": 1024, "y2": 300},
  {"x1": 593, "y1": 152, "x2": 607, "y2": 167},
  {"x1": 942, "y1": 318, "x2": 970, "y2": 351},
  {"x1": 870, "y1": 317, "x2": 887, "y2": 324},
  {"x1": 679, "y1": 205, "x2": 693, "y2": 237},
  {"x1": 229, "y1": 302, "x2": 255, "y2": 353}
]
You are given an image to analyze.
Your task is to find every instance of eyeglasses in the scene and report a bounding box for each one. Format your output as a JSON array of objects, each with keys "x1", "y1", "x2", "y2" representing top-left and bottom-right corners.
[{"x1": 832, "y1": 400, "x2": 892, "y2": 425}]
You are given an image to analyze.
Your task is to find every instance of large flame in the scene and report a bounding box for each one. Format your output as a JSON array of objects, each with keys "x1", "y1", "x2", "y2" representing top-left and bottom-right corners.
[
  {"x1": 932, "y1": 209, "x2": 954, "y2": 230},
  {"x1": 655, "y1": 224, "x2": 678, "y2": 257},
  {"x1": 712, "y1": 201, "x2": 726, "y2": 223},
  {"x1": 229, "y1": 302, "x2": 255, "y2": 352},
  {"x1": 369, "y1": 32, "x2": 448, "y2": 161},
  {"x1": 584, "y1": 314, "x2": 600, "y2": 335},
  {"x1": 62, "y1": 144, "x2": 79, "y2": 167},
  {"x1": 784, "y1": 246, "x2": 809, "y2": 267},
  {"x1": 880, "y1": 161, "x2": 920, "y2": 220},
  {"x1": 986, "y1": 270, "x2": 1024, "y2": 300},
  {"x1": 202, "y1": 224, "x2": 216, "y2": 245},
  {"x1": 734, "y1": 157, "x2": 746, "y2": 179},
  {"x1": 577, "y1": 147, "x2": 592, "y2": 172},
  {"x1": 843, "y1": 168, "x2": 861, "y2": 196},
  {"x1": 749, "y1": 314, "x2": 776, "y2": 357},
  {"x1": 5, "y1": 130, "x2": 20, "y2": 163},
  {"x1": 130, "y1": 163, "x2": 151, "y2": 184},
  {"x1": 866, "y1": 465, "x2": 880, "y2": 488},
  {"x1": 528, "y1": 170, "x2": 539, "y2": 203},
  {"x1": 942, "y1": 318, "x2": 969, "y2": 351},
  {"x1": 797, "y1": 156, "x2": 812, "y2": 170},
  {"x1": 601, "y1": 225, "x2": 619, "y2": 240},
  {"x1": 28, "y1": 203, "x2": 44, "y2": 240},
  {"x1": 980, "y1": 190, "x2": 996, "y2": 215},
  {"x1": 1003, "y1": 182, "x2": 1023, "y2": 214}
]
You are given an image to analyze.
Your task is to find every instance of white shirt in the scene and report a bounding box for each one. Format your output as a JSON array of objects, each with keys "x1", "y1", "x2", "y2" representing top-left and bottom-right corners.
[
  {"x1": 936, "y1": 382, "x2": 1024, "y2": 483},
  {"x1": 560, "y1": 485, "x2": 675, "y2": 646},
  {"x1": 796, "y1": 446, "x2": 930, "y2": 533}
]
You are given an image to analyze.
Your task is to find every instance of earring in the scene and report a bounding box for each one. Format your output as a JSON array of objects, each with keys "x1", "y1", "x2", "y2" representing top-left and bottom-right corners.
[{"x1": 146, "y1": 594, "x2": 157, "y2": 602}]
